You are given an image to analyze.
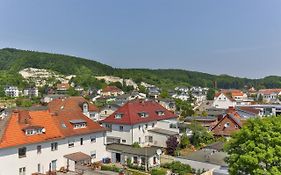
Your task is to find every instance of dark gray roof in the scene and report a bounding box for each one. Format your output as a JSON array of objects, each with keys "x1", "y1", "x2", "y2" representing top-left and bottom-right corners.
[
  {"x1": 185, "y1": 116, "x2": 217, "y2": 122},
  {"x1": 148, "y1": 128, "x2": 179, "y2": 136},
  {"x1": 203, "y1": 142, "x2": 225, "y2": 152},
  {"x1": 106, "y1": 144, "x2": 161, "y2": 157},
  {"x1": 181, "y1": 149, "x2": 228, "y2": 166}
]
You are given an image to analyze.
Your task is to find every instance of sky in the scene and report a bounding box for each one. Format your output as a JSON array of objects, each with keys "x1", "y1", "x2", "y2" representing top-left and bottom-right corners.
[{"x1": 0, "y1": 0, "x2": 280, "y2": 78}]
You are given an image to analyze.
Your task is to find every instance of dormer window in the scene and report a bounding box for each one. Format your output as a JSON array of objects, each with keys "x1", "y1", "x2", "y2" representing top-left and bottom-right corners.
[
  {"x1": 23, "y1": 126, "x2": 45, "y2": 136},
  {"x1": 83, "y1": 103, "x2": 89, "y2": 113},
  {"x1": 138, "y1": 112, "x2": 148, "y2": 118},
  {"x1": 115, "y1": 113, "x2": 124, "y2": 119},
  {"x1": 70, "y1": 120, "x2": 87, "y2": 129},
  {"x1": 156, "y1": 110, "x2": 165, "y2": 116}
]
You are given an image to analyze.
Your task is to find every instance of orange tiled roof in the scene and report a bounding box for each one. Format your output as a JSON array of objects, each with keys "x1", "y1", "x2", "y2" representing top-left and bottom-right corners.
[
  {"x1": 57, "y1": 83, "x2": 70, "y2": 90},
  {"x1": 102, "y1": 86, "x2": 122, "y2": 93},
  {"x1": 48, "y1": 96, "x2": 99, "y2": 113},
  {"x1": 258, "y1": 89, "x2": 281, "y2": 95},
  {"x1": 48, "y1": 96, "x2": 106, "y2": 137},
  {"x1": 0, "y1": 110, "x2": 64, "y2": 149}
]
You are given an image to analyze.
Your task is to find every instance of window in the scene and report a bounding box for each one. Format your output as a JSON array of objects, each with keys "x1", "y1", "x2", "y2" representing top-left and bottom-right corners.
[
  {"x1": 141, "y1": 157, "x2": 146, "y2": 165},
  {"x1": 91, "y1": 150, "x2": 96, "y2": 159},
  {"x1": 224, "y1": 122, "x2": 230, "y2": 128},
  {"x1": 145, "y1": 124, "x2": 148, "y2": 129},
  {"x1": 139, "y1": 137, "x2": 141, "y2": 143},
  {"x1": 156, "y1": 110, "x2": 165, "y2": 116},
  {"x1": 80, "y1": 138, "x2": 84, "y2": 145},
  {"x1": 25, "y1": 128, "x2": 44, "y2": 136},
  {"x1": 152, "y1": 123, "x2": 155, "y2": 128},
  {"x1": 139, "y1": 125, "x2": 141, "y2": 130},
  {"x1": 133, "y1": 156, "x2": 138, "y2": 164},
  {"x1": 74, "y1": 123, "x2": 87, "y2": 129},
  {"x1": 138, "y1": 112, "x2": 148, "y2": 118},
  {"x1": 19, "y1": 167, "x2": 26, "y2": 175},
  {"x1": 37, "y1": 163, "x2": 41, "y2": 173},
  {"x1": 51, "y1": 142, "x2": 58, "y2": 151},
  {"x1": 91, "y1": 136, "x2": 96, "y2": 143},
  {"x1": 105, "y1": 124, "x2": 112, "y2": 130},
  {"x1": 153, "y1": 157, "x2": 157, "y2": 165},
  {"x1": 37, "y1": 145, "x2": 41, "y2": 154},
  {"x1": 18, "y1": 147, "x2": 26, "y2": 158},
  {"x1": 145, "y1": 136, "x2": 153, "y2": 143},
  {"x1": 119, "y1": 125, "x2": 124, "y2": 131},
  {"x1": 68, "y1": 140, "x2": 75, "y2": 148},
  {"x1": 122, "y1": 139, "x2": 126, "y2": 143},
  {"x1": 115, "y1": 113, "x2": 123, "y2": 119}
]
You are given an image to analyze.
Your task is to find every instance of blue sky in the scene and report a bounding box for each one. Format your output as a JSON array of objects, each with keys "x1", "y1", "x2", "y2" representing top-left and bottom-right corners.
[{"x1": 0, "y1": 0, "x2": 280, "y2": 78}]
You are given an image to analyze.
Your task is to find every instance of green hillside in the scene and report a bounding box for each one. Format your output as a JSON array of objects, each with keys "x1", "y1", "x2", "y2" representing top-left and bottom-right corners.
[{"x1": 0, "y1": 48, "x2": 281, "y2": 90}]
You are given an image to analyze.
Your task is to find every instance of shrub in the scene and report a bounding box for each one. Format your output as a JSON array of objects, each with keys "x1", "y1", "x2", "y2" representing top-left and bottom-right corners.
[
  {"x1": 151, "y1": 168, "x2": 167, "y2": 175},
  {"x1": 162, "y1": 161, "x2": 192, "y2": 175},
  {"x1": 101, "y1": 165, "x2": 121, "y2": 172}
]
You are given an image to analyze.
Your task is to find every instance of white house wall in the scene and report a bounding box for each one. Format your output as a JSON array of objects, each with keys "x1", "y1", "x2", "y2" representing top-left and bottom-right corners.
[{"x1": 0, "y1": 132, "x2": 108, "y2": 175}]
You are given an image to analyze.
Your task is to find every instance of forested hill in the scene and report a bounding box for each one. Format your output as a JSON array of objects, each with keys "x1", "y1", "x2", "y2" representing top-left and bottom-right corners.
[{"x1": 1, "y1": 48, "x2": 281, "y2": 89}]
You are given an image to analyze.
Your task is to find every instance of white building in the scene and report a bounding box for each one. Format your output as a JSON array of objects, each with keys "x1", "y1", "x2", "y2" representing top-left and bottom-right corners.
[
  {"x1": 0, "y1": 109, "x2": 108, "y2": 175},
  {"x1": 212, "y1": 93, "x2": 236, "y2": 109},
  {"x1": 101, "y1": 100, "x2": 179, "y2": 148},
  {"x1": 23, "y1": 87, "x2": 39, "y2": 97},
  {"x1": 257, "y1": 89, "x2": 281, "y2": 103},
  {"x1": 4, "y1": 86, "x2": 20, "y2": 97}
]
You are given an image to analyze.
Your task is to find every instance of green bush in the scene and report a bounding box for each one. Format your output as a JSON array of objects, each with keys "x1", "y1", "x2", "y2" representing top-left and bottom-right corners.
[
  {"x1": 151, "y1": 168, "x2": 167, "y2": 175},
  {"x1": 162, "y1": 161, "x2": 192, "y2": 175},
  {"x1": 101, "y1": 165, "x2": 121, "y2": 172}
]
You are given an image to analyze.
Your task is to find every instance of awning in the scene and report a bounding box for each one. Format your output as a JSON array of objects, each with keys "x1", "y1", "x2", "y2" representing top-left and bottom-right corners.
[{"x1": 64, "y1": 152, "x2": 91, "y2": 162}]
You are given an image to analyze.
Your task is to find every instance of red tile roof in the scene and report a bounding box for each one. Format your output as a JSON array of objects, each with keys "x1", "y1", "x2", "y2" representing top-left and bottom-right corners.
[
  {"x1": 57, "y1": 83, "x2": 70, "y2": 90},
  {"x1": 258, "y1": 89, "x2": 281, "y2": 95},
  {"x1": 0, "y1": 110, "x2": 64, "y2": 149},
  {"x1": 102, "y1": 86, "x2": 122, "y2": 93},
  {"x1": 48, "y1": 96, "x2": 105, "y2": 137},
  {"x1": 51, "y1": 110, "x2": 106, "y2": 137},
  {"x1": 211, "y1": 109, "x2": 243, "y2": 136},
  {"x1": 48, "y1": 96, "x2": 99, "y2": 113},
  {"x1": 101, "y1": 100, "x2": 177, "y2": 125},
  {"x1": 0, "y1": 97, "x2": 105, "y2": 149}
]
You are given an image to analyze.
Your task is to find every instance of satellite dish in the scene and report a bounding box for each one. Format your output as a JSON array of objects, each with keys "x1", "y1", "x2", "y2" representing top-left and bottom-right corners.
[
  {"x1": 42, "y1": 128, "x2": 46, "y2": 133},
  {"x1": 156, "y1": 149, "x2": 162, "y2": 156}
]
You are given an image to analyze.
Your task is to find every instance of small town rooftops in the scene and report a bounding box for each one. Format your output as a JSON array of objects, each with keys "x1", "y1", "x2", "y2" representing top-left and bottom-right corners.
[
  {"x1": 102, "y1": 99, "x2": 177, "y2": 125},
  {"x1": 185, "y1": 116, "x2": 217, "y2": 122}
]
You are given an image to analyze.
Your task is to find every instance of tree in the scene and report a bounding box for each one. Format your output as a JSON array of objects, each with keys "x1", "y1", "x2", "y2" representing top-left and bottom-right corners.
[
  {"x1": 189, "y1": 122, "x2": 214, "y2": 147},
  {"x1": 160, "y1": 90, "x2": 169, "y2": 98},
  {"x1": 207, "y1": 88, "x2": 216, "y2": 100},
  {"x1": 225, "y1": 117, "x2": 281, "y2": 175},
  {"x1": 175, "y1": 99, "x2": 195, "y2": 118},
  {"x1": 166, "y1": 136, "x2": 179, "y2": 156},
  {"x1": 67, "y1": 87, "x2": 79, "y2": 96},
  {"x1": 180, "y1": 134, "x2": 190, "y2": 149}
]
